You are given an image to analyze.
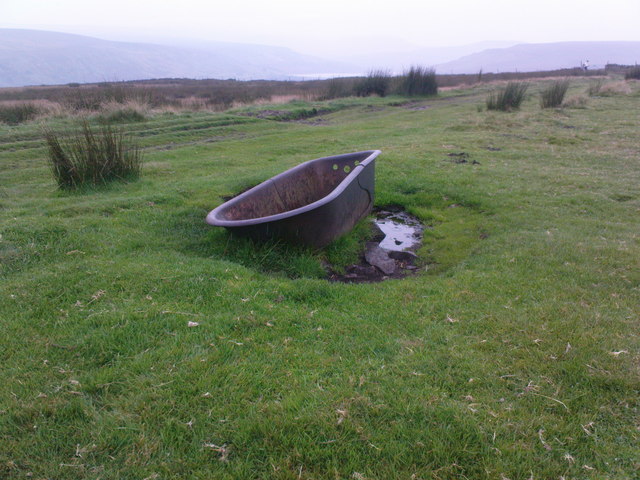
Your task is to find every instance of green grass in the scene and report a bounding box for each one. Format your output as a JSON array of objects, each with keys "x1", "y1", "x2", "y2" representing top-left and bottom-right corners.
[{"x1": 1, "y1": 79, "x2": 639, "y2": 479}]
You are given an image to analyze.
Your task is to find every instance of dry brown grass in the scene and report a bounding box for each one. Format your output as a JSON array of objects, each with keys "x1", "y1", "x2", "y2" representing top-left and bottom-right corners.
[
  {"x1": 99, "y1": 99, "x2": 150, "y2": 115},
  {"x1": 243, "y1": 93, "x2": 317, "y2": 106},
  {"x1": 598, "y1": 81, "x2": 632, "y2": 96},
  {"x1": 0, "y1": 99, "x2": 67, "y2": 124},
  {"x1": 0, "y1": 68, "x2": 625, "y2": 123},
  {"x1": 176, "y1": 96, "x2": 209, "y2": 111},
  {"x1": 563, "y1": 94, "x2": 588, "y2": 108}
]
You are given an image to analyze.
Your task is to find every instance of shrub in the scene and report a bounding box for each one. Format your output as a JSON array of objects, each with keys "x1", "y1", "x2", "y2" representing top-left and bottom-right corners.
[
  {"x1": 486, "y1": 82, "x2": 528, "y2": 111},
  {"x1": 625, "y1": 66, "x2": 640, "y2": 80},
  {"x1": 0, "y1": 103, "x2": 39, "y2": 125},
  {"x1": 397, "y1": 66, "x2": 438, "y2": 96},
  {"x1": 540, "y1": 79, "x2": 570, "y2": 108},
  {"x1": 354, "y1": 70, "x2": 391, "y2": 97},
  {"x1": 44, "y1": 121, "x2": 143, "y2": 189}
]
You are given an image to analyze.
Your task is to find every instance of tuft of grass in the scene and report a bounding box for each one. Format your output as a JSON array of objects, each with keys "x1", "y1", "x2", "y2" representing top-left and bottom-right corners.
[
  {"x1": 97, "y1": 107, "x2": 147, "y2": 124},
  {"x1": 598, "y1": 81, "x2": 632, "y2": 96},
  {"x1": 354, "y1": 69, "x2": 391, "y2": 97},
  {"x1": 486, "y1": 81, "x2": 528, "y2": 111},
  {"x1": 396, "y1": 66, "x2": 438, "y2": 96},
  {"x1": 624, "y1": 65, "x2": 640, "y2": 80},
  {"x1": 0, "y1": 103, "x2": 39, "y2": 125},
  {"x1": 587, "y1": 78, "x2": 604, "y2": 96},
  {"x1": 540, "y1": 79, "x2": 570, "y2": 108},
  {"x1": 44, "y1": 120, "x2": 143, "y2": 189},
  {"x1": 563, "y1": 94, "x2": 588, "y2": 108}
]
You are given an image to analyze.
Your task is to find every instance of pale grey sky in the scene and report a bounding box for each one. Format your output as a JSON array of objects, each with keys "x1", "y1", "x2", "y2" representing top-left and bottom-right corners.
[{"x1": 2, "y1": 0, "x2": 639, "y2": 56}]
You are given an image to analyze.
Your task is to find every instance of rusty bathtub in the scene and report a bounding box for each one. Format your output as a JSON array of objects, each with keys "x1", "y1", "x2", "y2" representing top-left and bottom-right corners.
[{"x1": 206, "y1": 150, "x2": 380, "y2": 248}]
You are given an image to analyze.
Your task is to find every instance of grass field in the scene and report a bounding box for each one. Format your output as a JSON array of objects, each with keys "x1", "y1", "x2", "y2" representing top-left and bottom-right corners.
[{"x1": 1, "y1": 78, "x2": 639, "y2": 479}]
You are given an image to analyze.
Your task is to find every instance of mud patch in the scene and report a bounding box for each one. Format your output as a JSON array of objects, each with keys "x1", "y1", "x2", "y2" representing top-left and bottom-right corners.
[
  {"x1": 445, "y1": 152, "x2": 480, "y2": 165},
  {"x1": 241, "y1": 108, "x2": 329, "y2": 122},
  {"x1": 611, "y1": 193, "x2": 634, "y2": 202},
  {"x1": 296, "y1": 118, "x2": 328, "y2": 126},
  {"x1": 389, "y1": 101, "x2": 431, "y2": 110},
  {"x1": 328, "y1": 206, "x2": 426, "y2": 283},
  {"x1": 241, "y1": 109, "x2": 288, "y2": 119},
  {"x1": 404, "y1": 103, "x2": 432, "y2": 111}
]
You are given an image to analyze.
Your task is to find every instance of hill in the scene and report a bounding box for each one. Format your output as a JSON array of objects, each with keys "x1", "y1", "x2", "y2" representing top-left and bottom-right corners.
[
  {"x1": 2, "y1": 30, "x2": 639, "y2": 87},
  {"x1": 327, "y1": 41, "x2": 519, "y2": 72},
  {"x1": 436, "y1": 41, "x2": 640, "y2": 73},
  {"x1": 0, "y1": 29, "x2": 355, "y2": 87}
]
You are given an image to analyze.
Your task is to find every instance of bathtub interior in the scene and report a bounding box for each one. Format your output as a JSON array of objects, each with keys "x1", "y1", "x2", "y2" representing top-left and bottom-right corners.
[{"x1": 219, "y1": 152, "x2": 373, "y2": 221}]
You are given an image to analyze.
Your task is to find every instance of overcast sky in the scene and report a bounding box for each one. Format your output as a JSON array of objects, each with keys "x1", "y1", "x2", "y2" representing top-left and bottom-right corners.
[{"x1": 3, "y1": 0, "x2": 639, "y2": 56}]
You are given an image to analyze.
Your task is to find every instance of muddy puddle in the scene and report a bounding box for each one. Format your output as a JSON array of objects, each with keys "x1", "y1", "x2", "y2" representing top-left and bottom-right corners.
[
  {"x1": 328, "y1": 206, "x2": 426, "y2": 283},
  {"x1": 375, "y1": 209, "x2": 424, "y2": 251}
]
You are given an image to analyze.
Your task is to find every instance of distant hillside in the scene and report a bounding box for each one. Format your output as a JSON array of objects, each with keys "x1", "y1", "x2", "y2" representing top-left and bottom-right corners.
[
  {"x1": 436, "y1": 42, "x2": 640, "y2": 74},
  {"x1": 0, "y1": 29, "x2": 356, "y2": 87},
  {"x1": 337, "y1": 41, "x2": 519, "y2": 72},
  {"x1": 3, "y1": 30, "x2": 638, "y2": 87}
]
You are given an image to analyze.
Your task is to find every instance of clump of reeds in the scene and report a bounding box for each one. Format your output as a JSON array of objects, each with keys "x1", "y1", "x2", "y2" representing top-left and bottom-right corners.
[
  {"x1": 44, "y1": 120, "x2": 143, "y2": 189},
  {"x1": 396, "y1": 66, "x2": 438, "y2": 96},
  {"x1": 540, "y1": 79, "x2": 570, "y2": 108},
  {"x1": 587, "y1": 79, "x2": 604, "y2": 96},
  {"x1": 354, "y1": 70, "x2": 391, "y2": 97},
  {"x1": 98, "y1": 108, "x2": 147, "y2": 123},
  {"x1": 322, "y1": 78, "x2": 356, "y2": 100},
  {"x1": 625, "y1": 66, "x2": 640, "y2": 80},
  {"x1": 486, "y1": 82, "x2": 528, "y2": 111},
  {"x1": 97, "y1": 101, "x2": 148, "y2": 124},
  {"x1": 0, "y1": 103, "x2": 40, "y2": 125}
]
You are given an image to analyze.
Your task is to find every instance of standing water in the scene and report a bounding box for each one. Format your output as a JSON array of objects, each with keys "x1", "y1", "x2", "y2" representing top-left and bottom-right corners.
[
  {"x1": 374, "y1": 208, "x2": 424, "y2": 251},
  {"x1": 328, "y1": 207, "x2": 426, "y2": 283}
]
